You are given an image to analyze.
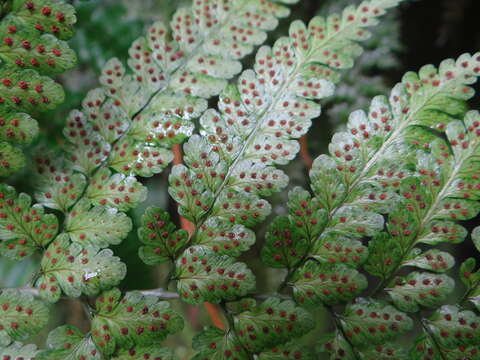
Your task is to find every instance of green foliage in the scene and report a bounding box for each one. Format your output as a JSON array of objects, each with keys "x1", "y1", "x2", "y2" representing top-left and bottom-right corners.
[
  {"x1": 2, "y1": 0, "x2": 480, "y2": 358},
  {"x1": 0, "y1": 289, "x2": 49, "y2": 346},
  {"x1": 0, "y1": 0, "x2": 77, "y2": 176},
  {"x1": 36, "y1": 234, "x2": 126, "y2": 303},
  {"x1": 0, "y1": 183, "x2": 59, "y2": 259},
  {"x1": 91, "y1": 288, "x2": 183, "y2": 356}
]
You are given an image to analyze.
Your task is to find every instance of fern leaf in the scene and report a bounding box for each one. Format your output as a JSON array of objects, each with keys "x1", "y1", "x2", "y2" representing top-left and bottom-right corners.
[
  {"x1": 0, "y1": 183, "x2": 58, "y2": 260},
  {"x1": 192, "y1": 326, "x2": 249, "y2": 360},
  {"x1": 366, "y1": 109, "x2": 480, "y2": 289},
  {"x1": 6, "y1": 0, "x2": 76, "y2": 40},
  {"x1": 112, "y1": 346, "x2": 175, "y2": 360},
  {"x1": 0, "y1": 142, "x2": 25, "y2": 176},
  {"x1": 233, "y1": 297, "x2": 315, "y2": 353},
  {"x1": 410, "y1": 335, "x2": 480, "y2": 360},
  {"x1": 85, "y1": 168, "x2": 147, "y2": 211},
  {"x1": 257, "y1": 342, "x2": 314, "y2": 360},
  {"x1": 175, "y1": 246, "x2": 255, "y2": 305},
  {"x1": 36, "y1": 325, "x2": 102, "y2": 360},
  {"x1": 138, "y1": 207, "x2": 189, "y2": 265},
  {"x1": 61, "y1": 0, "x2": 298, "y2": 181},
  {"x1": 320, "y1": 331, "x2": 409, "y2": 360},
  {"x1": 340, "y1": 298, "x2": 413, "y2": 346},
  {"x1": 91, "y1": 288, "x2": 183, "y2": 356},
  {"x1": 402, "y1": 248, "x2": 454, "y2": 273},
  {"x1": 290, "y1": 261, "x2": 367, "y2": 305},
  {"x1": 64, "y1": 198, "x2": 133, "y2": 249},
  {"x1": 426, "y1": 305, "x2": 480, "y2": 349},
  {"x1": 169, "y1": 1, "x2": 404, "y2": 307},
  {"x1": 275, "y1": 54, "x2": 480, "y2": 305},
  {"x1": 0, "y1": 289, "x2": 49, "y2": 346},
  {"x1": 0, "y1": 342, "x2": 38, "y2": 360},
  {"x1": 32, "y1": 154, "x2": 87, "y2": 212},
  {"x1": 387, "y1": 272, "x2": 454, "y2": 312},
  {"x1": 36, "y1": 235, "x2": 126, "y2": 303},
  {"x1": 0, "y1": 0, "x2": 77, "y2": 176},
  {"x1": 261, "y1": 216, "x2": 310, "y2": 269},
  {"x1": 466, "y1": 227, "x2": 480, "y2": 310},
  {"x1": 195, "y1": 217, "x2": 256, "y2": 257}
]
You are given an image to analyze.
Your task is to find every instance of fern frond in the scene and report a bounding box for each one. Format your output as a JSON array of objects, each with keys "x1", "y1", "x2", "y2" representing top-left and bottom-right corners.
[
  {"x1": 168, "y1": 0, "x2": 405, "y2": 304},
  {"x1": 264, "y1": 53, "x2": 480, "y2": 302},
  {"x1": 0, "y1": 0, "x2": 77, "y2": 176}
]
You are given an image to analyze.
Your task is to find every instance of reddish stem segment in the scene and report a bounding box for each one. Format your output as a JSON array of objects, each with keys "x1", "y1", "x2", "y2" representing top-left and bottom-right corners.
[
  {"x1": 299, "y1": 135, "x2": 313, "y2": 170},
  {"x1": 172, "y1": 144, "x2": 225, "y2": 330}
]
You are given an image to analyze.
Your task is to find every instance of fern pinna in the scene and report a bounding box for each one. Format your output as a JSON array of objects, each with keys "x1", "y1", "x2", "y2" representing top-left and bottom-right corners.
[
  {"x1": 1, "y1": 0, "x2": 480, "y2": 359},
  {"x1": 0, "y1": 0, "x2": 77, "y2": 176}
]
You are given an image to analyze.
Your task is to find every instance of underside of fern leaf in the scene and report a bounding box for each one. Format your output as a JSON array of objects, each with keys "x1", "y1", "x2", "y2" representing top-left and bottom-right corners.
[{"x1": 0, "y1": 0, "x2": 77, "y2": 176}]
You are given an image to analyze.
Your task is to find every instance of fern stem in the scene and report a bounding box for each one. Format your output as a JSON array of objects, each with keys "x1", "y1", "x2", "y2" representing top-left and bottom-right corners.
[
  {"x1": 299, "y1": 135, "x2": 314, "y2": 170},
  {"x1": 172, "y1": 142, "x2": 223, "y2": 329}
]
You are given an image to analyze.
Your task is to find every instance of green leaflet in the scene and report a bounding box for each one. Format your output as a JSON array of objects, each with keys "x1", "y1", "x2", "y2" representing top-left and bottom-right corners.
[
  {"x1": 286, "y1": 187, "x2": 326, "y2": 241},
  {"x1": 426, "y1": 305, "x2": 480, "y2": 349},
  {"x1": 0, "y1": 183, "x2": 58, "y2": 259},
  {"x1": 86, "y1": 168, "x2": 147, "y2": 211},
  {"x1": 234, "y1": 297, "x2": 315, "y2": 353},
  {"x1": 467, "y1": 227, "x2": 480, "y2": 310},
  {"x1": 0, "y1": 112, "x2": 38, "y2": 145},
  {"x1": 372, "y1": 111, "x2": 480, "y2": 289},
  {"x1": 0, "y1": 141, "x2": 25, "y2": 177},
  {"x1": 320, "y1": 331, "x2": 409, "y2": 360},
  {"x1": 0, "y1": 28, "x2": 76, "y2": 75},
  {"x1": 473, "y1": 225, "x2": 480, "y2": 253},
  {"x1": 364, "y1": 233, "x2": 401, "y2": 279},
  {"x1": 261, "y1": 216, "x2": 309, "y2": 269},
  {"x1": 192, "y1": 326, "x2": 249, "y2": 360},
  {"x1": 175, "y1": 246, "x2": 255, "y2": 305},
  {"x1": 340, "y1": 298, "x2": 413, "y2": 347},
  {"x1": 290, "y1": 260, "x2": 367, "y2": 306},
  {"x1": 65, "y1": 198, "x2": 133, "y2": 249},
  {"x1": 310, "y1": 233, "x2": 368, "y2": 267},
  {"x1": 138, "y1": 206, "x2": 189, "y2": 265},
  {"x1": 112, "y1": 346, "x2": 175, "y2": 360},
  {"x1": 410, "y1": 335, "x2": 480, "y2": 360},
  {"x1": 357, "y1": 345, "x2": 408, "y2": 360},
  {"x1": 91, "y1": 288, "x2": 183, "y2": 356},
  {"x1": 319, "y1": 331, "x2": 356, "y2": 360},
  {"x1": 194, "y1": 217, "x2": 256, "y2": 257},
  {"x1": 108, "y1": 137, "x2": 173, "y2": 178},
  {"x1": 0, "y1": 0, "x2": 77, "y2": 176},
  {"x1": 36, "y1": 325, "x2": 102, "y2": 360},
  {"x1": 387, "y1": 272, "x2": 455, "y2": 312},
  {"x1": 36, "y1": 234, "x2": 126, "y2": 303},
  {"x1": 0, "y1": 68, "x2": 64, "y2": 113},
  {"x1": 257, "y1": 342, "x2": 314, "y2": 360},
  {"x1": 32, "y1": 153, "x2": 87, "y2": 212},
  {"x1": 0, "y1": 289, "x2": 49, "y2": 346},
  {"x1": 0, "y1": 342, "x2": 39, "y2": 360},
  {"x1": 402, "y1": 248, "x2": 454, "y2": 273},
  {"x1": 261, "y1": 188, "x2": 329, "y2": 269},
  {"x1": 9, "y1": 0, "x2": 76, "y2": 40}
]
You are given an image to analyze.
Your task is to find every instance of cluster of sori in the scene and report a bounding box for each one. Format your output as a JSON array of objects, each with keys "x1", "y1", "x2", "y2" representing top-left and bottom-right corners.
[{"x1": 1, "y1": 0, "x2": 479, "y2": 359}]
